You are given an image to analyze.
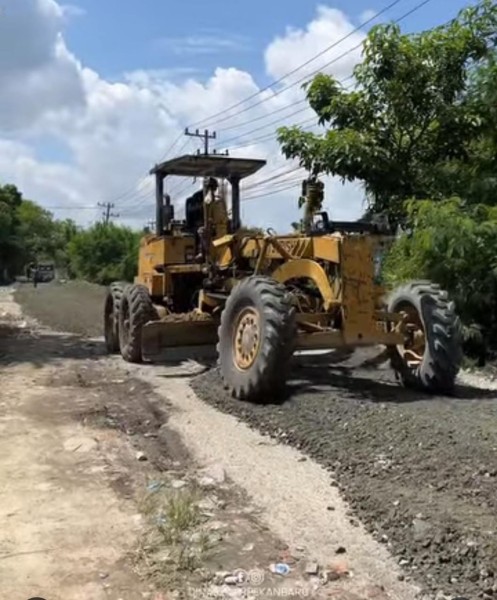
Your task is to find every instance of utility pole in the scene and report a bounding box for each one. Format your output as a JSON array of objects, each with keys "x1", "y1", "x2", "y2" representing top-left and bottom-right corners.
[
  {"x1": 98, "y1": 202, "x2": 119, "y2": 225},
  {"x1": 184, "y1": 128, "x2": 217, "y2": 155}
]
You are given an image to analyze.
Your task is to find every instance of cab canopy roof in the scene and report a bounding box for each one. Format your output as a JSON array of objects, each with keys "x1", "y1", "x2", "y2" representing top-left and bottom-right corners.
[{"x1": 150, "y1": 153, "x2": 266, "y2": 180}]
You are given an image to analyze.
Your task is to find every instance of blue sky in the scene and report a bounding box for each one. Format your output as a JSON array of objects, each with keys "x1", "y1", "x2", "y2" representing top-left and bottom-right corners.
[
  {"x1": 67, "y1": 0, "x2": 472, "y2": 85},
  {"x1": 0, "y1": 0, "x2": 478, "y2": 229}
]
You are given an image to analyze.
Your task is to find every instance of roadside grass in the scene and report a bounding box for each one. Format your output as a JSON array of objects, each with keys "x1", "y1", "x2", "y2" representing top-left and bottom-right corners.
[{"x1": 135, "y1": 480, "x2": 213, "y2": 589}]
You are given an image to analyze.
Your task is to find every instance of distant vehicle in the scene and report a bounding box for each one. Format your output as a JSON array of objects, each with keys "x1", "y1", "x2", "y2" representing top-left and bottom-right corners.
[
  {"x1": 36, "y1": 263, "x2": 55, "y2": 283},
  {"x1": 27, "y1": 263, "x2": 55, "y2": 284}
]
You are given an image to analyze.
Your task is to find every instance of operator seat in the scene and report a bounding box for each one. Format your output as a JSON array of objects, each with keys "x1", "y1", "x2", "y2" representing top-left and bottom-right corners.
[{"x1": 185, "y1": 189, "x2": 204, "y2": 233}]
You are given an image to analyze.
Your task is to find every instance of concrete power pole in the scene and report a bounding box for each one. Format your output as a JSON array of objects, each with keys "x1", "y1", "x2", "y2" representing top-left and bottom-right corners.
[
  {"x1": 184, "y1": 128, "x2": 217, "y2": 155},
  {"x1": 98, "y1": 202, "x2": 119, "y2": 225}
]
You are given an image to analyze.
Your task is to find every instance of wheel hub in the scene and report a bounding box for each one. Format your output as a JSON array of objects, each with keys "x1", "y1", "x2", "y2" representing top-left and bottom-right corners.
[
  {"x1": 399, "y1": 306, "x2": 426, "y2": 367},
  {"x1": 234, "y1": 307, "x2": 260, "y2": 370}
]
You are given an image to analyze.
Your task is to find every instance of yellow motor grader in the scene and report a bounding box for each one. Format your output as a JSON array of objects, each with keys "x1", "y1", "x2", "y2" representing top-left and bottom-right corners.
[{"x1": 104, "y1": 152, "x2": 463, "y2": 401}]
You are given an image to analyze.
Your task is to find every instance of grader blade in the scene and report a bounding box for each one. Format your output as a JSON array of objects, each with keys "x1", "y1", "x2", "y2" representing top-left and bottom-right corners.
[{"x1": 141, "y1": 317, "x2": 219, "y2": 362}]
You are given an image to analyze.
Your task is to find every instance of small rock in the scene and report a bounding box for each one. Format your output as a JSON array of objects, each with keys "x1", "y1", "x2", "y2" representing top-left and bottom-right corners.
[
  {"x1": 99, "y1": 572, "x2": 109, "y2": 579},
  {"x1": 397, "y1": 574, "x2": 405, "y2": 582},
  {"x1": 171, "y1": 479, "x2": 187, "y2": 489},
  {"x1": 380, "y1": 534, "x2": 388, "y2": 543},
  {"x1": 198, "y1": 498, "x2": 217, "y2": 511},
  {"x1": 224, "y1": 575, "x2": 240, "y2": 585},
  {"x1": 198, "y1": 476, "x2": 216, "y2": 488},
  {"x1": 321, "y1": 570, "x2": 341, "y2": 583},
  {"x1": 305, "y1": 562, "x2": 319, "y2": 575},
  {"x1": 242, "y1": 543, "x2": 254, "y2": 552},
  {"x1": 201, "y1": 464, "x2": 226, "y2": 484},
  {"x1": 213, "y1": 571, "x2": 230, "y2": 584},
  {"x1": 326, "y1": 505, "x2": 335, "y2": 511},
  {"x1": 136, "y1": 451, "x2": 147, "y2": 462},
  {"x1": 336, "y1": 546, "x2": 347, "y2": 554}
]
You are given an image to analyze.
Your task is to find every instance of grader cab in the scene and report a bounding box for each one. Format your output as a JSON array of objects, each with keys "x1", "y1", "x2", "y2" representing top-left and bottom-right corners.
[{"x1": 104, "y1": 151, "x2": 463, "y2": 401}]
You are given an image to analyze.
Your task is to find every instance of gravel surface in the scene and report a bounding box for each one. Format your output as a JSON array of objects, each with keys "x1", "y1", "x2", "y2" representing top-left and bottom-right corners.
[
  {"x1": 15, "y1": 281, "x2": 497, "y2": 598},
  {"x1": 15, "y1": 280, "x2": 106, "y2": 336},
  {"x1": 192, "y1": 350, "x2": 497, "y2": 599}
]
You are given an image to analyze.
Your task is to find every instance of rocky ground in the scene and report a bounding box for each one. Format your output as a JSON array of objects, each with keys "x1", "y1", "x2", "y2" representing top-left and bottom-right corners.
[
  {"x1": 192, "y1": 354, "x2": 497, "y2": 600},
  {"x1": 13, "y1": 279, "x2": 497, "y2": 599},
  {"x1": 7, "y1": 281, "x2": 417, "y2": 600},
  {"x1": 1, "y1": 286, "x2": 329, "y2": 600}
]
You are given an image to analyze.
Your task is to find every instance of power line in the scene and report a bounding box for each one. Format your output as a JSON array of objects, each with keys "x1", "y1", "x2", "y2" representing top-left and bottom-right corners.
[
  {"x1": 228, "y1": 116, "x2": 320, "y2": 152},
  {"x1": 43, "y1": 206, "x2": 99, "y2": 210},
  {"x1": 114, "y1": 0, "x2": 434, "y2": 218},
  {"x1": 244, "y1": 179, "x2": 303, "y2": 201},
  {"x1": 205, "y1": 0, "x2": 434, "y2": 139},
  {"x1": 188, "y1": 0, "x2": 407, "y2": 130},
  {"x1": 243, "y1": 165, "x2": 304, "y2": 191}
]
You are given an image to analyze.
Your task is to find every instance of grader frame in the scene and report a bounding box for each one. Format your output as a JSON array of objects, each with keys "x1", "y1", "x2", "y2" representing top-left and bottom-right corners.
[{"x1": 104, "y1": 152, "x2": 463, "y2": 401}]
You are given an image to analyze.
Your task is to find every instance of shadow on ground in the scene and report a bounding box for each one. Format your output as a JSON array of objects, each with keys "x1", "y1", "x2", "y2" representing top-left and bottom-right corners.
[
  {"x1": 288, "y1": 359, "x2": 497, "y2": 403},
  {"x1": 0, "y1": 323, "x2": 105, "y2": 367},
  {"x1": 2, "y1": 322, "x2": 494, "y2": 404}
]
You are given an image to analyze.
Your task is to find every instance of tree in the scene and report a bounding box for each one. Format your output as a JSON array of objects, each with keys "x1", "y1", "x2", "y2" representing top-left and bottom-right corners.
[
  {"x1": 17, "y1": 201, "x2": 59, "y2": 266},
  {"x1": 277, "y1": 0, "x2": 497, "y2": 224},
  {"x1": 384, "y1": 198, "x2": 497, "y2": 360},
  {"x1": 68, "y1": 222, "x2": 140, "y2": 285},
  {"x1": 0, "y1": 184, "x2": 23, "y2": 281}
]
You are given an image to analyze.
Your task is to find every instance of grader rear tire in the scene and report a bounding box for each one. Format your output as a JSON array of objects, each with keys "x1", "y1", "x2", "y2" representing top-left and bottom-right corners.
[
  {"x1": 119, "y1": 284, "x2": 158, "y2": 363},
  {"x1": 387, "y1": 280, "x2": 463, "y2": 394},
  {"x1": 218, "y1": 276, "x2": 296, "y2": 402},
  {"x1": 104, "y1": 281, "x2": 127, "y2": 353}
]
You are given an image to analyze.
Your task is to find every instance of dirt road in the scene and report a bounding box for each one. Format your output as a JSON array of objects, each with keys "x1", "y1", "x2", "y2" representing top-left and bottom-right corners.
[
  {"x1": 9, "y1": 280, "x2": 497, "y2": 599},
  {"x1": 2, "y1": 283, "x2": 425, "y2": 600},
  {"x1": 0, "y1": 288, "x2": 147, "y2": 600}
]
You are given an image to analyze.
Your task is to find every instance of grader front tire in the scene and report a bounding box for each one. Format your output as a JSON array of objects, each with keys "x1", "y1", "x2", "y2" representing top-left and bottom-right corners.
[
  {"x1": 217, "y1": 276, "x2": 296, "y2": 402},
  {"x1": 119, "y1": 284, "x2": 158, "y2": 363},
  {"x1": 104, "y1": 281, "x2": 127, "y2": 353},
  {"x1": 388, "y1": 281, "x2": 463, "y2": 394}
]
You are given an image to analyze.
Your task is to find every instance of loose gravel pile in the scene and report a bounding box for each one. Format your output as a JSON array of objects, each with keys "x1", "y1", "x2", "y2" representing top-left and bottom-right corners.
[{"x1": 192, "y1": 350, "x2": 497, "y2": 599}]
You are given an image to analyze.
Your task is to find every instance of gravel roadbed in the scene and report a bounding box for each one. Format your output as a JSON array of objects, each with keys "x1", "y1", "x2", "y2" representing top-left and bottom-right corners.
[{"x1": 192, "y1": 352, "x2": 497, "y2": 599}]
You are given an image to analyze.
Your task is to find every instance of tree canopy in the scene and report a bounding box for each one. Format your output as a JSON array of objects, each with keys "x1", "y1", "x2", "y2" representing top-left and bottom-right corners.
[
  {"x1": 0, "y1": 182, "x2": 140, "y2": 285},
  {"x1": 277, "y1": 0, "x2": 497, "y2": 224}
]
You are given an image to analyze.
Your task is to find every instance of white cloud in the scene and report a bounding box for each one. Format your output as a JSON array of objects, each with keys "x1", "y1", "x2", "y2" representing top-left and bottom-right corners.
[
  {"x1": 0, "y1": 139, "x2": 98, "y2": 224},
  {"x1": 155, "y1": 33, "x2": 251, "y2": 56},
  {"x1": 359, "y1": 9, "x2": 380, "y2": 24},
  {"x1": 265, "y1": 5, "x2": 364, "y2": 86},
  {"x1": 60, "y1": 4, "x2": 86, "y2": 19},
  {"x1": 0, "y1": 1, "x2": 366, "y2": 230},
  {"x1": 0, "y1": 0, "x2": 85, "y2": 132}
]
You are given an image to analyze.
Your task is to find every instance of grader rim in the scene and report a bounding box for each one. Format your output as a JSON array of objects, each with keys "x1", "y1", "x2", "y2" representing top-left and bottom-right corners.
[
  {"x1": 233, "y1": 306, "x2": 261, "y2": 371},
  {"x1": 395, "y1": 303, "x2": 427, "y2": 368},
  {"x1": 387, "y1": 281, "x2": 463, "y2": 394},
  {"x1": 218, "y1": 276, "x2": 297, "y2": 402}
]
